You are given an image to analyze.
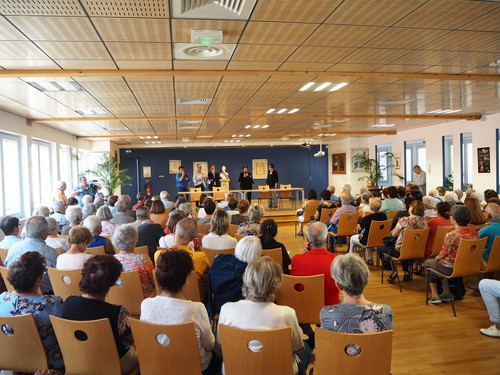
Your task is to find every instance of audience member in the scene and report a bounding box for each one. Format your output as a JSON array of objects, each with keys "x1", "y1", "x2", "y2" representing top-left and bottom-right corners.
[
  {"x1": 329, "y1": 192, "x2": 357, "y2": 233},
  {"x1": 444, "y1": 191, "x2": 459, "y2": 206},
  {"x1": 380, "y1": 186, "x2": 404, "y2": 215},
  {"x1": 391, "y1": 196, "x2": 413, "y2": 229},
  {"x1": 478, "y1": 279, "x2": 500, "y2": 338},
  {"x1": 61, "y1": 205, "x2": 83, "y2": 235},
  {"x1": 118, "y1": 194, "x2": 136, "y2": 219},
  {"x1": 108, "y1": 194, "x2": 118, "y2": 214},
  {"x1": 94, "y1": 196, "x2": 105, "y2": 208},
  {"x1": 423, "y1": 196, "x2": 438, "y2": 217},
  {"x1": 465, "y1": 196, "x2": 487, "y2": 225},
  {"x1": 202, "y1": 210, "x2": 237, "y2": 250},
  {"x1": 236, "y1": 203, "x2": 265, "y2": 235},
  {"x1": 327, "y1": 185, "x2": 339, "y2": 203},
  {"x1": 358, "y1": 192, "x2": 373, "y2": 216},
  {"x1": 0, "y1": 216, "x2": 21, "y2": 249},
  {"x1": 178, "y1": 202, "x2": 193, "y2": 217},
  {"x1": 217, "y1": 192, "x2": 232, "y2": 210},
  {"x1": 53, "y1": 180, "x2": 68, "y2": 204},
  {"x1": 158, "y1": 210, "x2": 191, "y2": 249},
  {"x1": 33, "y1": 205, "x2": 50, "y2": 217},
  {"x1": 110, "y1": 200, "x2": 135, "y2": 225},
  {"x1": 428, "y1": 189, "x2": 441, "y2": 203},
  {"x1": 82, "y1": 202, "x2": 97, "y2": 219},
  {"x1": 454, "y1": 189, "x2": 465, "y2": 202},
  {"x1": 314, "y1": 190, "x2": 335, "y2": 222},
  {"x1": 56, "y1": 225, "x2": 93, "y2": 269},
  {"x1": 231, "y1": 199, "x2": 250, "y2": 225},
  {"x1": 226, "y1": 197, "x2": 239, "y2": 216},
  {"x1": 67, "y1": 196, "x2": 78, "y2": 206},
  {"x1": 149, "y1": 200, "x2": 169, "y2": 228},
  {"x1": 132, "y1": 192, "x2": 145, "y2": 210},
  {"x1": 81, "y1": 195, "x2": 93, "y2": 205},
  {"x1": 198, "y1": 199, "x2": 216, "y2": 225},
  {"x1": 84, "y1": 215, "x2": 114, "y2": 254},
  {"x1": 478, "y1": 202, "x2": 500, "y2": 262},
  {"x1": 136, "y1": 207, "x2": 166, "y2": 261},
  {"x1": 96, "y1": 205, "x2": 116, "y2": 237},
  {"x1": 51, "y1": 200, "x2": 69, "y2": 227},
  {"x1": 160, "y1": 190, "x2": 175, "y2": 210},
  {"x1": 484, "y1": 189, "x2": 499, "y2": 203},
  {"x1": 425, "y1": 202, "x2": 452, "y2": 257},
  {"x1": 45, "y1": 217, "x2": 70, "y2": 252},
  {"x1": 260, "y1": 219, "x2": 291, "y2": 274}
]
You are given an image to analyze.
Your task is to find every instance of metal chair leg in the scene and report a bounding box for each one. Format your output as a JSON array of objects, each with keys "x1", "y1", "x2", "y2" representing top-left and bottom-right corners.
[
  {"x1": 443, "y1": 278, "x2": 457, "y2": 317},
  {"x1": 425, "y1": 268, "x2": 430, "y2": 305},
  {"x1": 390, "y1": 258, "x2": 402, "y2": 293}
]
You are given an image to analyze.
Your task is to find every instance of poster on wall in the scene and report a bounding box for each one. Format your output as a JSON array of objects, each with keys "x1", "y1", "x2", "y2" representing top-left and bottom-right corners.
[
  {"x1": 169, "y1": 160, "x2": 181, "y2": 174},
  {"x1": 477, "y1": 147, "x2": 490, "y2": 173},
  {"x1": 142, "y1": 166, "x2": 151, "y2": 178},
  {"x1": 252, "y1": 159, "x2": 268, "y2": 179},
  {"x1": 351, "y1": 148, "x2": 369, "y2": 172}
]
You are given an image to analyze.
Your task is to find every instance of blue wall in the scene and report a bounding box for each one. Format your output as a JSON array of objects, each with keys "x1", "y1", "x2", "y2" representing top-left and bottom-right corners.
[{"x1": 119, "y1": 145, "x2": 329, "y2": 198}]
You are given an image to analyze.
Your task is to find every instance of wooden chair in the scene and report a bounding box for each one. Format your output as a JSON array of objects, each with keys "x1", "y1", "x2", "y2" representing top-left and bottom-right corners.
[
  {"x1": 387, "y1": 210, "x2": 399, "y2": 220},
  {"x1": 106, "y1": 271, "x2": 144, "y2": 317},
  {"x1": 481, "y1": 236, "x2": 500, "y2": 274},
  {"x1": 468, "y1": 222, "x2": 489, "y2": 231},
  {"x1": 85, "y1": 245, "x2": 105, "y2": 256},
  {"x1": 153, "y1": 270, "x2": 201, "y2": 302},
  {"x1": 197, "y1": 233, "x2": 206, "y2": 245},
  {"x1": 228, "y1": 223, "x2": 239, "y2": 237},
  {"x1": 0, "y1": 314, "x2": 49, "y2": 372},
  {"x1": 129, "y1": 318, "x2": 202, "y2": 375},
  {"x1": 261, "y1": 248, "x2": 283, "y2": 269},
  {"x1": 235, "y1": 233, "x2": 246, "y2": 241},
  {"x1": 197, "y1": 223, "x2": 211, "y2": 235},
  {"x1": 275, "y1": 274, "x2": 324, "y2": 324},
  {"x1": 57, "y1": 234, "x2": 68, "y2": 239},
  {"x1": 353, "y1": 219, "x2": 392, "y2": 263},
  {"x1": 189, "y1": 187, "x2": 202, "y2": 203},
  {"x1": 0, "y1": 248, "x2": 8, "y2": 264},
  {"x1": 47, "y1": 267, "x2": 82, "y2": 299},
  {"x1": 315, "y1": 327, "x2": 393, "y2": 375},
  {"x1": 428, "y1": 226, "x2": 454, "y2": 258},
  {"x1": 426, "y1": 237, "x2": 487, "y2": 316},
  {"x1": 257, "y1": 185, "x2": 272, "y2": 207},
  {"x1": 0, "y1": 266, "x2": 13, "y2": 291},
  {"x1": 219, "y1": 324, "x2": 293, "y2": 375},
  {"x1": 424, "y1": 216, "x2": 437, "y2": 222},
  {"x1": 50, "y1": 316, "x2": 139, "y2": 375},
  {"x1": 329, "y1": 212, "x2": 360, "y2": 249},
  {"x1": 381, "y1": 228, "x2": 430, "y2": 293},
  {"x1": 213, "y1": 187, "x2": 225, "y2": 201},
  {"x1": 135, "y1": 245, "x2": 149, "y2": 257},
  {"x1": 319, "y1": 207, "x2": 337, "y2": 223},
  {"x1": 278, "y1": 184, "x2": 295, "y2": 209},
  {"x1": 200, "y1": 246, "x2": 235, "y2": 266},
  {"x1": 53, "y1": 246, "x2": 63, "y2": 255},
  {"x1": 295, "y1": 203, "x2": 319, "y2": 238}
]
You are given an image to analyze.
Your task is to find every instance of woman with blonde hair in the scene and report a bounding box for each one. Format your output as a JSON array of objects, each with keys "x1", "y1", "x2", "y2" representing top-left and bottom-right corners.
[
  {"x1": 202, "y1": 210, "x2": 237, "y2": 250},
  {"x1": 464, "y1": 196, "x2": 487, "y2": 225},
  {"x1": 56, "y1": 225, "x2": 93, "y2": 270}
]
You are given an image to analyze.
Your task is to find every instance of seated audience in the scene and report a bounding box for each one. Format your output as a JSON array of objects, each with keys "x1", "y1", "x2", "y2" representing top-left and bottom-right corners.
[
  {"x1": 260, "y1": 219, "x2": 291, "y2": 274},
  {"x1": 33, "y1": 205, "x2": 50, "y2": 217},
  {"x1": 51, "y1": 200, "x2": 69, "y2": 227},
  {"x1": 149, "y1": 200, "x2": 169, "y2": 228},
  {"x1": 321, "y1": 254, "x2": 392, "y2": 337},
  {"x1": 444, "y1": 191, "x2": 459, "y2": 206},
  {"x1": 141, "y1": 249, "x2": 221, "y2": 375},
  {"x1": 425, "y1": 202, "x2": 452, "y2": 257},
  {"x1": 108, "y1": 195, "x2": 119, "y2": 214},
  {"x1": 378, "y1": 200, "x2": 428, "y2": 282},
  {"x1": 391, "y1": 196, "x2": 413, "y2": 229},
  {"x1": 160, "y1": 190, "x2": 175, "y2": 210},
  {"x1": 206, "y1": 236, "x2": 262, "y2": 317},
  {"x1": 465, "y1": 196, "x2": 487, "y2": 225},
  {"x1": 135, "y1": 207, "x2": 166, "y2": 261},
  {"x1": 428, "y1": 189, "x2": 442, "y2": 203},
  {"x1": 425, "y1": 205, "x2": 479, "y2": 304},
  {"x1": 197, "y1": 196, "x2": 212, "y2": 220},
  {"x1": 97, "y1": 205, "x2": 117, "y2": 237},
  {"x1": 82, "y1": 203, "x2": 97, "y2": 219},
  {"x1": 81, "y1": 195, "x2": 93, "y2": 205},
  {"x1": 297, "y1": 189, "x2": 319, "y2": 236},
  {"x1": 84, "y1": 215, "x2": 114, "y2": 254},
  {"x1": 349, "y1": 197, "x2": 387, "y2": 266},
  {"x1": 478, "y1": 279, "x2": 500, "y2": 338},
  {"x1": 112, "y1": 224, "x2": 155, "y2": 298},
  {"x1": 45, "y1": 217, "x2": 70, "y2": 252},
  {"x1": 327, "y1": 185, "x2": 339, "y2": 203},
  {"x1": 94, "y1": 196, "x2": 105, "y2": 208},
  {"x1": 159, "y1": 210, "x2": 192, "y2": 249},
  {"x1": 329, "y1": 192, "x2": 357, "y2": 233},
  {"x1": 478, "y1": 202, "x2": 500, "y2": 261},
  {"x1": 198, "y1": 198, "x2": 216, "y2": 225},
  {"x1": 380, "y1": 186, "x2": 404, "y2": 215},
  {"x1": 178, "y1": 202, "x2": 193, "y2": 217},
  {"x1": 61, "y1": 206, "x2": 83, "y2": 236},
  {"x1": 358, "y1": 192, "x2": 373, "y2": 216},
  {"x1": 314, "y1": 190, "x2": 335, "y2": 222},
  {"x1": 219, "y1": 256, "x2": 309, "y2": 375},
  {"x1": 423, "y1": 196, "x2": 437, "y2": 217},
  {"x1": 217, "y1": 192, "x2": 232, "y2": 210},
  {"x1": 454, "y1": 189, "x2": 464, "y2": 202},
  {"x1": 67, "y1": 197, "x2": 79, "y2": 206},
  {"x1": 132, "y1": 192, "x2": 145, "y2": 210},
  {"x1": 236, "y1": 203, "x2": 265, "y2": 236},
  {"x1": 118, "y1": 195, "x2": 136, "y2": 219},
  {"x1": 110, "y1": 200, "x2": 134, "y2": 225},
  {"x1": 62, "y1": 255, "x2": 138, "y2": 373},
  {"x1": 484, "y1": 189, "x2": 499, "y2": 203},
  {"x1": 0, "y1": 252, "x2": 64, "y2": 370},
  {"x1": 0, "y1": 216, "x2": 21, "y2": 249},
  {"x1": 56, "y1": 225, "x2": 93, "y2": 269},
  {"x1": 202, "y1": 210, "x2": 237, "y2": 250},
  {"x1": 231, "y1": 199, "x2": 250, "y2": 225},
  {"x1": 144, "y1": 199, "x2": 153, "y2": 210},
  {"x1": 226, "y1": 197, "x2": 239, "y2": 216}
]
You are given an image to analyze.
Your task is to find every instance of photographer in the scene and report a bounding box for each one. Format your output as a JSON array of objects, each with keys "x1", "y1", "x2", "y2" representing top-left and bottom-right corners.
[{"x1": 71, "y1": 176, "x2": 101, "y2": 206}]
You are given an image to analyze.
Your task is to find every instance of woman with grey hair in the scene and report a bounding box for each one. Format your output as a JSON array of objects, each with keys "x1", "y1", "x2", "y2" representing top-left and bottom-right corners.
[
  {"x1": 202, "y1": 210, "x2": 237, "y2": 250},
  {"x1": 97, "y1": 205, "x2": 117, "y2": 236},
  {"x1": 45, "y1": 217, "x2": 70, "y2": 252},
  {"x1": 32, "y1": 206, "x2": 50, "y2": 217},
  {"x1": 113, "y1": 224, "x2": 155, "y2": 298},
  {"x1": 320, "y1": 254, "x2": 393, "y2": 336},
  {"x1": 236, "y1": 203, "x2": 265, "y2": 235},
  {"x1": 61, "y1": 205, "x2": 82, "y2": 236},
  {"x1": 218, "y1": 256, "x2": 309, "y2": 375},
  {"x1": 84, "y1": 215, "x2": 114, "y2": 254},
  {"x1": 82, "y1": 203, "x2": 97, "y2": 219},
  {"x1": 423, "y1": 196, "x2": 437, "y2": 217}
]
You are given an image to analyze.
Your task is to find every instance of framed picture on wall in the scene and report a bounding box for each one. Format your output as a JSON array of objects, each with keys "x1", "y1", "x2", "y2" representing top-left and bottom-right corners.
[
  {"x1": 142, "y1": 166, "x2": 151, "y2": 178},
  {"x1": 192, "y1": 161, "x2": 208, "y2": 176},
  {"x1": 252, "y1": 159, "x2": 268, "y2": 179},
  {"x1": 332, "y1": 153, "x2": 346, "y2": 174},
  {"x1": 394, "y1": 157, "x2": 401, "y2": 170},
  {"x1": 169, "y1": 160, "x2": 181, "y2": 174},
  {"x1": 477, "y1": 147, "x2": 490, "y2": 173},
  {"x1": 351, "y1": 148, "x2": 369, "y2": 172}
]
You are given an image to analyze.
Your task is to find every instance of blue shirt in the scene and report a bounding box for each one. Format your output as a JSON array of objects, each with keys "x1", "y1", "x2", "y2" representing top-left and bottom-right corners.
[
  {"x1": 73, "y1": 184, "x2": 97, "y2": 205},
  {"x1": 0, "y1": 235, "x2": 21, "y2": 250},
  {"x1": 478, "y1": 221, "x2": 500, "y2": 261},
  {"x1": 176, "y1": 172, "x2": 189, "y2": 188},
  {"x1": 330, "y1": 195, "x2": 339, "y2": 203}
]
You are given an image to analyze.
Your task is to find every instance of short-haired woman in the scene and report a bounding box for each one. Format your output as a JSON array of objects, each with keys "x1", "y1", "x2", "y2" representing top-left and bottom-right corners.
[
  {"x1": 236, "y1": 203, "x2": 265, "y2": 235},
  {"x1": 158, "y1": 210, "x2": 193, "y2": 249},
  {"x1": 260, "y1": 219, "x2": 291, "y2": 274},
  {"x1": 84, "y1": 215, "x2": 114, "y2": 254},
  {"x1": 0, "y1": 252, "x2": 64, "y2": 370},
  {"x1": 218, "y1": 256, "x2": 309, "y2": 375},
  {"x1": 314, "y1": 190, "x2": 335, "y2": 222},
  {"x1": 112, "y1": 224, "x2": 155, "y2": 298},
  {"x1": 202, "y1": 210, "x2": 237, "y2": 250},
  {"x1": 62, "y1": 255, "x2": 138, "y2": 373},
  {"x1": 423, "y1": 196, "x2": 437, "y2": 217},
  {"x1": 425, "y1": 202, "x2": 452, "y2": 257},
  {"x1": 56, "y1": 225, "x2": 93, "y2": 270},
  {"x1": 61, "y1": 205, "x2": 82, "y2": 236},
  {"x1": 425, "y1": 205, "x2": 479, "y2": 303},
  {"x1": 198, "y1": 199, "x2": 216, "y2": 225},
  {"x1": 150, "y1": 200, "x2": 169, "y2": 228},
  {"x1": 45, "y1": 217, "x2": 70, "y2": 252},
  {"x1": 321, "y1": 254, "x2": 392, "y2": 338},
  {"x1": 141, "y1": 249, "x2": 221, "y2": 375},
  {"x1": 97, "y1": 205, "x2": 117, "y2": 237},
  {"x1": 231, "y1": 199, "x2": 250, "y2": 225}
]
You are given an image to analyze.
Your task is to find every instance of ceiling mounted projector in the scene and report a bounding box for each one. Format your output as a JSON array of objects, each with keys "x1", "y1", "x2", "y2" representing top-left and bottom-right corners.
[
  {"x1": 314, "y1": 150, "x2": 325, "y2": 158},
  {"x1": 300, "y1": 142, "x2": 311, "y2": 149}
]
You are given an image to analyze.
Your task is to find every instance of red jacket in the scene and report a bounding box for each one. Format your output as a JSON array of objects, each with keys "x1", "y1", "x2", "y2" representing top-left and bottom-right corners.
[{"x1": 291, "y1": 248, "x2": 340, "y2": 305}]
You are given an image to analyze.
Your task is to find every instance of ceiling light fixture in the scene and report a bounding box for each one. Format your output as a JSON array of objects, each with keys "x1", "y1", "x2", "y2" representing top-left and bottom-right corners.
[
  {"x1": 253, "y1": 125, "x2": 260, "y2": 128},
  {"x1": 262, "y1": 125, "x2": 270, "y2": 128},
  {"x1": 314, "y1": 82, "x2": 332, "y2": 91},
  {"x1": 245, "y1": 124, "x2": 251, "y2": 128},
  {"x1": 288, "y1": 108, "x2": 300, "y2": 114},
  {"x1": 299, "y1": 82, "x2": 315, "y2": 91},
  {"x1": 76, "y1": 109, "x2": 111, "y2": 116},
  {"x1": 370, "y1": 124, "x2": 395, "y2": 128},
  {"x1": 245, "y1": 134, "x2": 251, "y2": 137},
  {"x1": 277, "y1": 109, "x2": 287, "y2": 114},
  {"x1": 329, "y1": 82, "x2": 349, "y2": 92},
  {"x1": 266, "y1": 108, "x2": 276, "y2": 113},
  {"x1": 28, "y1": 81, "x2": 83, "y2": 92}
]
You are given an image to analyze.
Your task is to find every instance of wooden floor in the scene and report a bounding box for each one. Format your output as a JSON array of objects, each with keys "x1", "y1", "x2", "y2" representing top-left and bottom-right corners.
[{"x1": 274, "y1": 222, "x2": 500, "y2": 375}]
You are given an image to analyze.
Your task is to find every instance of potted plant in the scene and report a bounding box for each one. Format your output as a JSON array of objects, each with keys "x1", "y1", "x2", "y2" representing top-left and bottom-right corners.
[
  {"x1": 354, "y1": 152, "x2": 403, "y2": 195},
  {"x1": 85, "y1": 153, "x2": 132, "y2": 196}
]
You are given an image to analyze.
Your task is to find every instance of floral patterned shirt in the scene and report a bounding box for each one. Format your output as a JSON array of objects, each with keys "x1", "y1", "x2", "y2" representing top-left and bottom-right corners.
[
  {"x1": 0, "y1": 292, "x2": 64, "y2": 369},
  {"x1": 236, "y1": 222, "x2": 261, "y2": 236},
  {"x1": 395, "y1": 215, "x2": 428, "y2": 251},
  {"x1": 440, "y1": 227, "x2": 479, "y2": 267},
  {"x1": 100, "y1": 221, "x2": 118, "y2": 237},
  {"x1": 114, "y1": 253, "x2": 156, "y2": 298}
]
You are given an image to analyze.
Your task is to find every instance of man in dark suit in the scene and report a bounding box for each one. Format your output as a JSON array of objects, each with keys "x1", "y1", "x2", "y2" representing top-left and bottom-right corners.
[
  {"x1": 266, "y1": 163, "x2": 279, "y2": 208},
  {"x1": 207, "y1": 164, "x2": 221, "y2": 191}
]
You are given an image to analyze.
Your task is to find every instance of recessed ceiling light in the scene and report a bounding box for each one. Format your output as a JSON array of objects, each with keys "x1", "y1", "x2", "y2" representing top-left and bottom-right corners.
[
  {"x1": 319, "y1": 134, "x2": 324, "y2": 136},
  {"x1": 266, "y1": 108, "x2": 276, "y2": 114},
  {"x1": 238, "y1": 135, "x2": 244, "y2": 137},
  {"x1": 428, "y1": 109, "x2": 462, "y2": 114},
  {"x1": 299, "y1": 82, "x2": 315, "y2": 91},
  {"x1": 329, "y1": 82, "x2": 349, "y2": 92},
  {"x1": 229, "y1": 140, "x2": 234, "y2": 143},
  {"x1": 232, "y1": 134, "x2": 237, "y2": 137},
  {"x1": 224, "y1": 140, "x2": 228, "y2": 143},
  {"x1": 262, "y1": 125, "x2": 270, "y2": 128},
  {"x1": 145, "y1": 141, "x2": 149, "y2": 144},
  {"x1": 281, "y1": 135, "x2": 289, "y2": 141},
  {"x1": 371, "y1": 124, "x2": 395, "y2": 128},
  {"x1": 154, "y1": 136, "x2": 158, "y2": 139},
  {"x1": 139, "y1": 136, "x2": 144, "y2": 139},
  {"x1": 235, "y1": 140, "x2": 240, "y2": 143},
  {"x1": 277, "y1": 109, "x2": 287, "y2": 114},
  {"x1": 76, "y1": 109, "x2": 111, "y2": 116},
  {"x1": 314, "y1": 82, "x2": 332, "y2": 91},
  {"x1": 253, "y1": 125, "x2": 260, "y2": 128},
  {"x1": 28, "y1": 81, "x2": 83, "y2": 92},
  {"x1": 288, "y1": 108, "x2": 300, "y2": 114},
  {"x1": 245, "y1": 124, "x2": 251, "y2": 128},
  {"x1": 245, "y1": 134, "x2": 251, "y2": 137},
  {"x1": 181, "y1": 137, "x2": 191, "y2": 142}
]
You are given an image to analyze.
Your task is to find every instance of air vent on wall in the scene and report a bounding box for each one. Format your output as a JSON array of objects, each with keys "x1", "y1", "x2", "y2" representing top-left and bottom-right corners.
[
  {"x1": 176, "y1": 98, "x2": 212, "y2": 105},
  {"x1": 173, "y1": 0, "x2": 257, "y2": 20}
]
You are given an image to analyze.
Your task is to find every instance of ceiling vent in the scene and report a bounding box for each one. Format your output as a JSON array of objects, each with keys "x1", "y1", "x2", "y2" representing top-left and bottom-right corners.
[
  {"x1": 173, "y1": 43, "x2": 236, "y2": 60},
  {"x1": 176, "y1": 98, "x2": 212, "y2": 105},
  {"x1": 173, "y1": 0, "x2": 257, "y2": 20}
]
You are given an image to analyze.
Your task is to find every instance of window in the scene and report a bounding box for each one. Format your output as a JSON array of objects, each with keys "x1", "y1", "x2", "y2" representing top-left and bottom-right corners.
[
  {"x1": 59, "y1": 145, "x2": 77, "y2": 191},
  {"x1": 376, "y1": 144, "x2": 392, "y2": 186},
  {"x1": 443, "y1": 135, "x2": 453, "y2": 190},
  {"x1": 404, "y1": 139, "x2": 426, "y2": 183},
  {"x1": 31, "y1": 140, "x2": 53, "y2": 207},
  {"x1": 461, "y1": 132, "x2": 473, "y2": 190},
  {"x1": 0, "y1": 132, "x2": 23, "y2": 216}
]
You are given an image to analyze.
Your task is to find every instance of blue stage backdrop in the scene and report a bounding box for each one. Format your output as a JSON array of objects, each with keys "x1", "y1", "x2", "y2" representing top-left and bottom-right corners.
[{"x1": 119, "y1": 145, "x2": 328, "y2": 199}]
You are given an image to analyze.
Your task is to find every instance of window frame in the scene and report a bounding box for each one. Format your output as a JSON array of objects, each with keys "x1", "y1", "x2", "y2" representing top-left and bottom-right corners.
[{"x1": 0, "y1": 131, "x2": 23, "y2": 217}]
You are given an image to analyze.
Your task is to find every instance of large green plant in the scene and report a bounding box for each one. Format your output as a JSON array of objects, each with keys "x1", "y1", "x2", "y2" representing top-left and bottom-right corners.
[
  {"x1": 85, "y1": 153, "x2": 131, "y2": 195},
  {"x1": 354, "y1": 152, "x2": 403, "y2": 186}
]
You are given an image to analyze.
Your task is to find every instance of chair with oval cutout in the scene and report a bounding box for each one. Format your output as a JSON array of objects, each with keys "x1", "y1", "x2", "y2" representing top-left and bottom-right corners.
[
  {"x1": 352, "y1": 219, "x2": 392, "y2": 264},
  {"x1": 261, "y1": 248, "x2": 283, "y2": 269},
  {"x1": 47, "y1": 267, "x2": 83, "y2": 300},
  {"x1": 153, "y1": 269, "x2": 201, "y2": 302},
  {"x1": 85, "y1": 245, "x2": 105, "y2": 256},
  {"x1": 200, "y1": 246, "x2": 235, "y2": 267},
  {"x1": 106, "y1": 270, "x2": 144, "y2": 317},
  {"x1": 329, "y1": 212, "x2": 360, "y2": 251},
  {"x1": 481, "y1": 236, "x2": 500, "y2": 274},
  {"x1": 428, "y1": 226, "x2": 454, "y2": 258}
]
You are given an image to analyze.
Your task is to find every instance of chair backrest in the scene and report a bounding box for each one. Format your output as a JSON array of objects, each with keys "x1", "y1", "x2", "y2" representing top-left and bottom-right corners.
[
  {"x1": 258, "y1": 185, "x2": 269, "y2": 191},
  {"x1": 450, "y1": 237, "x2": 488, "y2": 278},
  {"x1": 129, "y1": 318, "x2": 202, "y2": 375},
  {"x1": 336, "y1": 212, "x2": 360, "y2": 237},
  {"x1": 53, "y1": 247, "x2": 63, "y2": 255},
  {"x1": 468, "y1": 222, "x2": 489, "y2": 231},
  {"x1": 228, "y1": 224, "x2": 239, "y2": 237},
  {"x1": 213, "y1": 187, "x2": 225, "y2": 201},
  {"x1": 280, "y1": 184, "x2": 291, "y2": 190},
  {"x1": 135, "y1": 245, "x2": 149, "y2": 257},
  {"x1": 0, "y1": 314, "x2": 49, "y2": 372},
  {"x1": 197, "y1": 223, "x2": 211, "y2": 235},
  {"x1": 0, "y1": 266, "x2": 13, "y2": 291},
  {"x1": 200, "y1": 246, "x2": 235, "y2": 266},
  {"x1": 235, "y1": 233, "x2": 246, "y2": 241},
  {"x1": 219, "y1": 324, "x2": 293, "y2": 375},
  {"x1": 280, "y1": 184, "x2": 293, "y2": 198},
  {"x1": 50, "y1": 316, "x2": 122, "y2": 375},
  {"x1": 197, "y1": 233, "x2": 206, "y2": 245},
  {"x1": 387, "y1": 210, "x2": 399, "y2": 220},
  {"x1": 398, "y1": 227, "x2": 430, "y2": 260},
  {"x1": 261, "y1": 248, "x2": 283, "y2": 268},
  {"x1": 275, "y1": 274, "x2": 324, "y2": 324},
  {"x1": 483, "y1": 236, "x2": 500, "y2": 273},
  {"x1": 302, "y1": 204, "x2": 319, "y2": 224},
  {"x1": 319, "y1": 207, "x2": 337, "y2": 223},
  {"x1": 364, "y1": 220, "x2": 393, "y2": 248},
  {"x1": 106, "y1": 271, "x2": 144, "y2": 316},
  {"x1": 57, "y1": 234, "x2": 68, "y2": 239},
  {"x1": 85, "y1": 245, "x2": 105, "y2": 256},
  {"x1": 315, "y1": 327, "x2": 393, "y2": 375},
  {"x1": 153, "y1": 270, "x2": 201, "y2": 302},
  {"x1": 0, "y1": 248, "x2": 8, "y2": 264},
  {"x1": 189, "y1": 187, "x2": 202, "y2": 202},
  {"x1": 47, "y1": 267, "x2": 82, "y2": 300},
  {"x1": 429, "y1": 226, "x2": 454, "y2": 257}
]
